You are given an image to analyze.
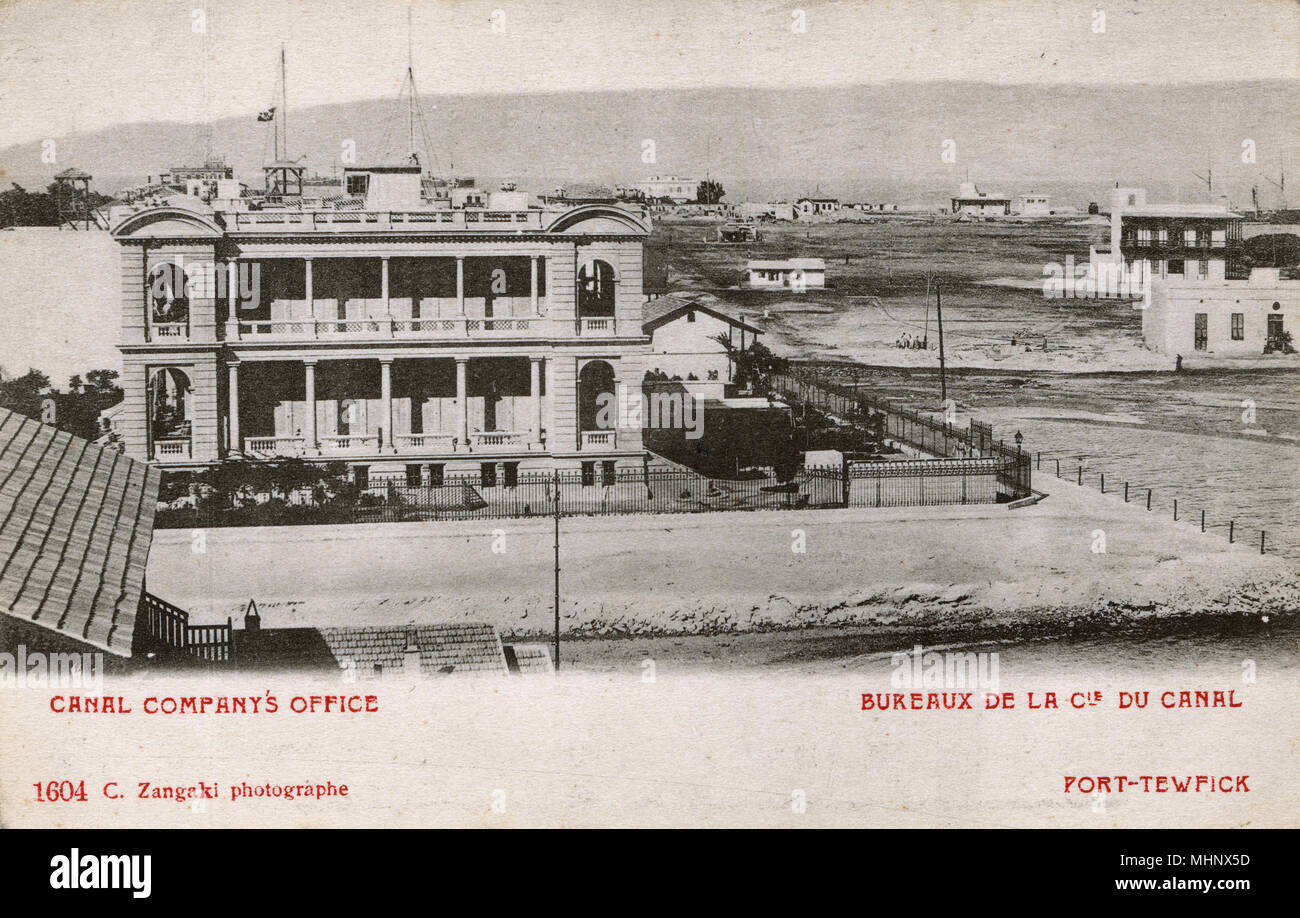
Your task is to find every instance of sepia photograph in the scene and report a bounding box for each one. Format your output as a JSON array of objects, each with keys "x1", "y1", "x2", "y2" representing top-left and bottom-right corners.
[{"x1": 0, "y1": 0, "x2": 1295, "y2": 881}]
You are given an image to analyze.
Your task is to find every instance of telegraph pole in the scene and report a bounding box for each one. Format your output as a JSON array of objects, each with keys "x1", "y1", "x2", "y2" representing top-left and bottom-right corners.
[
  {"x1": 552, "y1": 468, "x2": 561, "y2": 668},
  {"x1": 936, "y1": 283, "x2": 947, "y2": 403}
]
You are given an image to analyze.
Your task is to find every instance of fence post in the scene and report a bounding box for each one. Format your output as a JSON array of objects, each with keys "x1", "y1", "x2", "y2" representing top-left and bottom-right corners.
[
  {"x1": 1201, "y1": 509, "x2": 1205, "y2": 532},
  {"x1": 1146, "y1": 488, "x2": 1151, "y2": 510},
  {"x1": 1174, "y1": 498, "x2": 1178, "y2": 520},
  {"x1": 1055, "y1": 458, "x2": 1060, "y2": 478},
  {"x1": 1123, "y1": 482, "x2": 1129, "y2": 502},
  {"x1": 1260, "y1": 531, "x2": 1266, "y2": 555},
  {"x1": 1077, "y1": 466, "x2": 1082, "y2": 486},
  {"x1": 1229, "y1": 520, "x2": 1234, "y2": 543},
  {"x1": 1100, "y1": 473, "x2": 1105, "y2": 493}
]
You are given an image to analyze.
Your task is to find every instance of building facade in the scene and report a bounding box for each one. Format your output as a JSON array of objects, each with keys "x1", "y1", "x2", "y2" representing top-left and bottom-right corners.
[
  {"x1": 796, "y1": 198, "x2": 841, "y2": 216},
  {"x1": 643, "y1": 298, "x2": 763, "y2": 399},
  {"x1": 634, "y1": 175, "x2": 699, "y2": 203},
  {"x1": 747, "y1": 258, "x2": 826, "y2": 289},
  {"x1": 1014, "y1": 193, "x2": 1051, "y2": 216},
  {"x1": 1144, "y1": 267, "x2": 1296, "y2": 357},
  {"x1": 1089, "y1": 187, "x2": 1246, "y2": 299},
  {"x1": 109, "y1": 164, "x2": 654, "y2": 478},
  {"x1": 951, "y1": 182, "x2": 1010, "y2": 216}
]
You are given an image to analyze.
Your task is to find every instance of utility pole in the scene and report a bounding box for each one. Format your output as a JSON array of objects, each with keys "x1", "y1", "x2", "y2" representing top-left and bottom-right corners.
[
  {"x1": 936, "y1": 283, "x2": 947, "y2": 403},
  {"x1": 552, "y1": 468, "x2": 561, "y2": 669}
]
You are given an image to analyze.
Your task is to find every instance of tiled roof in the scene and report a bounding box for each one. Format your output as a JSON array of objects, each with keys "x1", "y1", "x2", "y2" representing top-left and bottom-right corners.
[
  {"x1": 642, "y1": 295, "x2": 763, "y2": 334},
  {"x1": 0, "y1": 408, "x2": 160, "y2": 656},
  {"x1": 315, "y1": 623, "x2": 509, "y2": 676},
  {"x1": 505, "y1": 643, "x2": 555, "y2": 674}
]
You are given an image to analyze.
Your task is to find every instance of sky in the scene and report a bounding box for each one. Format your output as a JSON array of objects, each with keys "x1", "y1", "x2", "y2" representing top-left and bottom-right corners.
[{"x1": 1, "y1": 0, "x2": 1297, "y2": 150}]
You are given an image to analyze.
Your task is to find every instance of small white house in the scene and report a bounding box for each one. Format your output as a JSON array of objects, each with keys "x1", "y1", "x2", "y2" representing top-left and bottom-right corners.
[
  {"x1": 747, "y1": 258, "x2": 826, "y2": 290},
  {"x1": 796, "y1": 198, "x2": 841, "y2": 217},
  {"x1": 642, "y1": 297, "x2": 764, "y2": 397},
  {"x1": 1144, "y1": 267, "x2": 1297, "y2": 358},
  {"x1": 1015, "y1": 193, "x2": 1051, "y2": 216}
]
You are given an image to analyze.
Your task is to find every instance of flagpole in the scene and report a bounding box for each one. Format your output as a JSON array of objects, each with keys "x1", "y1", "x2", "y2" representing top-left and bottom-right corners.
[{"x1": 279, "y1": 43, "x2": 287, "y2": 161}]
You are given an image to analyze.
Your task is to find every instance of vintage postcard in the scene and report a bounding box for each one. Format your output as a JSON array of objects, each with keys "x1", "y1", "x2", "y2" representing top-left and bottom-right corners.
[{"x1": 0, "y1": 0, "x2": 1296, "y2": 859}]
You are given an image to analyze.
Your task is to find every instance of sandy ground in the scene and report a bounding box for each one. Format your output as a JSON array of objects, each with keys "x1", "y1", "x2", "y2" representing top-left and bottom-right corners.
[{"x1": 149, "y1": 476, "x2": 1297, "y2": 649}]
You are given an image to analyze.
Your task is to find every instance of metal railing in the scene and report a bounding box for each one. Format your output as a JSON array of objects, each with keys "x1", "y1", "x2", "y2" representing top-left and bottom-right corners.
[
  {"x1": 156, "y1": 460, "x2": 1014, "y2": 530},
  {"x1": 768, "y1": 370, "x2": 1033, "y2": 499}
]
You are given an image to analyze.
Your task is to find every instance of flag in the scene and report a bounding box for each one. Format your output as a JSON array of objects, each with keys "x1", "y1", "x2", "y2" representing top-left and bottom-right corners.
[{"x1": 257, "y1": 107, "x2": 276, "y2": 122}]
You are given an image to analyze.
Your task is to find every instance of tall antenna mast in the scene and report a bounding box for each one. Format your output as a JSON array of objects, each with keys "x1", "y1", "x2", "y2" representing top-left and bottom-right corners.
[
  {"x1": 1191, "y1": 163, "x2": 1212, "y2": 197},
  {"x1": 407, "y1": 5, "x2": 416, "y2": 159},
  {"x1": 279, "y1": 42, "x2": 288, "y2": 161},
  {"x1": 1266, "y1": 163, "x2": 1287, "y2": 208}
]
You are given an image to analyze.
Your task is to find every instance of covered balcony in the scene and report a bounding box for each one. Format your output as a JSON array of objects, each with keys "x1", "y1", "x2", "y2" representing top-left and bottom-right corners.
[
  {"x1": 229, "y1": 356, "x2": 547, "y2": 459},
  {"x1": 221, "y1": 255, "x2": 548, "y2": 342}
]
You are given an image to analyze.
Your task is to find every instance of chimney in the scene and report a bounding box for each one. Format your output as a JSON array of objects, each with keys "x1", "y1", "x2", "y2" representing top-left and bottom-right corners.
[{"x1": 403, "y1": 628, "x2": 422, "y2": 679}]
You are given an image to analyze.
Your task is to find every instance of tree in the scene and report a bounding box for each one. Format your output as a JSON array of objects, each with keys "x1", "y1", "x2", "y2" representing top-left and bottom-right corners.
[
  {"x1": 712, "y1": 335, "x2": 787, "y2": 391},
  {"x1": 1243, "y1": 233, "x2": 1300, "y2": 270},
  {"x1": 696, "y1": 180, "x2": 725, "y2": 205}
]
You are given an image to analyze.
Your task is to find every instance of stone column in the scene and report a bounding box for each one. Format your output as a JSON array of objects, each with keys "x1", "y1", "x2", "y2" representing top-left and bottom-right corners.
[
  {"x1": 456, "y1": 256, "x2": 465, "y2": 315},
  {"x1": 455, "y1": 357, "x2": 469, "y2": 449},
  {"x1": 227, "y1": 361, "x2": 241, "y2": 454},
  {"x1": 529, "y1": 357, "x2": 542, "y2": 446},
  {"x1": 530, "y1": 256, "x2": 539, "y2": 316},
  {"x1": 381, "y1": 256, "x2": 390, "y2": 311},
  {"x1": 303, "y1": 359, "x2": 318, "y2": 453},
  {"x1": 380, "y1": 358, "x2": 393, "y2": 452},
  {"x1": 226, "y1": 260, "x2": 238, "y2": 319},
  {"x1": 304, "y1": 258, "x2": 314, "y2": 317}
]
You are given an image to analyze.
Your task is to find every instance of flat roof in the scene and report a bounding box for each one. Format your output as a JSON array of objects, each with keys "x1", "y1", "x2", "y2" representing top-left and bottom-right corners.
[
  {"x1": 1116, "y1": 206, "x2": 1242, "y2": 219},
  {"x1": 748, "y1": 258, "x2": 826, "y2": 270},
  {"x1": 0, "y1": 408, "x2": 160, "y2": 656}
]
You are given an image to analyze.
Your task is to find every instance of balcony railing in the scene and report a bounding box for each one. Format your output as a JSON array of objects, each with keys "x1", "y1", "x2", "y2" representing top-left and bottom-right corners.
[
  {"x1": 151, "y1": 322, "x2": 190, "y2": 341},
  {"x1": 580, "y1": 430, "x2": 617, "y2": 449},
  {"x1": 470, "y1": 431, "x2": 527, "y2": 449},
  {"x1": 393, "y1": 433, "x2": 457, "y2": 452},
  {"x1": 244, "y1": 436, "x2": 306, "y2": 458},
  {"x1": 153, "y1": 438, "x2": 192, "y2": 460},
  {"x1": 227, "y1": 209, "x2": 546, "y2": 233},
  {"x1": 577, "y1": 317, "x2": 616, "y2": 335},
  {"x1": 320, "y1": 434, "x2": 379, "y2": 452},
  {"x1": 228, "y1": 316, "x2": 542, "y2": 340}
]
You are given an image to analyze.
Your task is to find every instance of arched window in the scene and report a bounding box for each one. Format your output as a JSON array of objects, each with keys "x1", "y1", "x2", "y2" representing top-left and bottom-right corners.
[
  {"x1": 147, "y1": 262, "x2": 191, "y2": 323},
  {"x1": 578, "y1": 360, "x2": 616, "y2": 432},
  {"x1": 577, "y1": 259, "x2": 617, "y2": 318},
  {"x1": 148, "y1": 368, "x2": 192, "y2": 442}
]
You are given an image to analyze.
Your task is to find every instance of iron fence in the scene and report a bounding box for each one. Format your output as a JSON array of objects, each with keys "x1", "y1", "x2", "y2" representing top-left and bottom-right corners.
[
  {"x1": 155, "y1": 457, "x2": 1015, "y2": 530},
  {"x1": 767, "y1": 371, "x2": 1032, "y2": 499}
]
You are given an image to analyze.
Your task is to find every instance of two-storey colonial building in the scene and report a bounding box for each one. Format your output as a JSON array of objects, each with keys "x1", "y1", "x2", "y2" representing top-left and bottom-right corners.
[{"x1": 110, "y1": 164, "x2": 653, "y2": 482}]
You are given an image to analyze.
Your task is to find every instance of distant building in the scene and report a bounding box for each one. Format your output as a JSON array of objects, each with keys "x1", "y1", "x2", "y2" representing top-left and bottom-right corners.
[
  {"x1": 1144, "y1": 267, "x2": 1296, "y2": 357},
  {"x1": 158, "y1": 159, "x2": 235, "y2": 201},
  {"x1": 642, "y1": 296, "x2": 764, "y2": 397},
  {"x1": 735, "y1": 201, "x2": 796, "y2": 221},
  {"x1": 1089, "y1": 187, "x2": 1246, "y2": 299},
  {"x1": 796, "y1": 198, "x2": 841, "y2": 217},
  {"x1": 951, "y1": 182, "x2": 1011, "y2": 216},
  {"x1": 635, "y1": 175, "x2": 699, "y2": 204},
  {"x1": 747, "y1": 257, "x2": 826, "y2": 289},
  {"x1": 1015, "y1": 193, "x2": 1051, "y2": 216},
  {"x1": 543, "y1": 183, "x2": 618, "y2": 205}
]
